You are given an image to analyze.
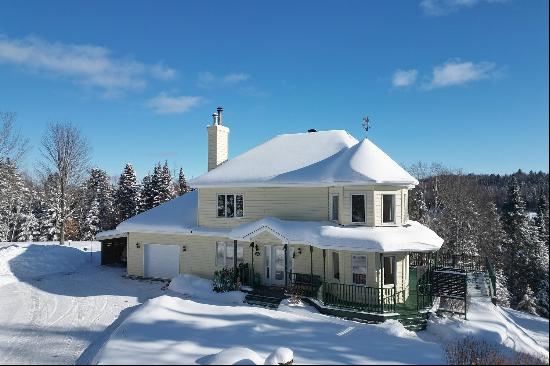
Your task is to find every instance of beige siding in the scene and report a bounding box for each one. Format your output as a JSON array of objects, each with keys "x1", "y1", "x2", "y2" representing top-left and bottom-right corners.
[
  {"x1": 198, "y1": 187, "x2": 330, "y2": 228},
  {"x1": 127, "y1": 232, "x2": 247, "y2": 279},
  {"x1": 127, "y1": 231, "x2": 410, "y2": 302},
  {"x1": 207, "y1": 124, "x2": 229, "y2": 172}
]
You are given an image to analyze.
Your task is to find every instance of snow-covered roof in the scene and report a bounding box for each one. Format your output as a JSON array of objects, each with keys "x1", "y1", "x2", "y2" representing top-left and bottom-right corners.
[
  {"x1": 102, "y1": 190, "x2": 442, "y2": 253},
  {"x1": 230, "y1": 217, "x2": 443, "y2": 253},
  {"x1": 116, "y1": 190, "x2": 203, "y2": 235},
  {"x1": 95, "y1": 229, "x2": 127, "y2": 240},
  {"x1": 190, "y1": 130, "x2": 417, "y2": 187}
]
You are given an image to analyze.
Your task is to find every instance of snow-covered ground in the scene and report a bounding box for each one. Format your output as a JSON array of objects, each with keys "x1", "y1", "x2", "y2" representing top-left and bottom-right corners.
[
  {"x1": 1, "y1": 243, "x2": 548, "y2": 365},
  {"x1": 96, "y1": 274, "x2": 549, "y2": 365},
  {"x1": 96, "y1": 295, "x2": 444, "y2": 365},
  {"x1": 0, "y1": 242, "x2": 166, "y2": 364}
]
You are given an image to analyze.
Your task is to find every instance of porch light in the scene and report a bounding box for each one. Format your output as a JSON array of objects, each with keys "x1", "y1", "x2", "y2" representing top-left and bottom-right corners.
[
  {"x1": 254, "y1": 244, "x2": 260, "y2": 256},
  {"x1": 297, "y1": 248, "x2": 302, "y2": 255},
  {"x1": 182, "y1": 246, "x2": 187, "y2": 252},
  {"x1": 136, "y1": 242, "x2": 141, "y2": 249}
]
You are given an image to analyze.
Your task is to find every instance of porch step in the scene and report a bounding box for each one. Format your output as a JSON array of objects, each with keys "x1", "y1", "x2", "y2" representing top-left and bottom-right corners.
[
  {"x1": 393, "y1": 312, "x2": 429, "y2": 332},
  {"x1": 245, "y1": 294, "x2": 284, "y2": 309}
]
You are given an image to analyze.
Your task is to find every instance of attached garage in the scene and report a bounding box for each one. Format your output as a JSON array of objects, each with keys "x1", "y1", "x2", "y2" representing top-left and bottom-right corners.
[
  {"x1": 144, "y1": 244, "x2": 181, "y2": 279},
  {"x1": 96, "y1": 230, "x2": 128, "y2": 267}
]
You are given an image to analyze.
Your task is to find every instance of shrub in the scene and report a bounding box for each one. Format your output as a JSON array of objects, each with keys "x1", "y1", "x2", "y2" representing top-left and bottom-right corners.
[
  {"x1": 212, "y1": 267, "x2": 238, "y2": 293},
  {"x1": 444, "y1": 336, "x2": 547, "y2": 365}
]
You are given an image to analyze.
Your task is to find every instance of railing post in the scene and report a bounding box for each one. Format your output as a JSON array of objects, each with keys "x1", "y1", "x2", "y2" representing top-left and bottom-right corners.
[
  {"x1": 284, "y1": 244, "x2": 288, "y2": 287},
  {"x1": 234, "y1": 240, "x2": 238, "y2": 288},
  {"x1": 250, "y1": 242, "x2": 255, "y2": 288}
]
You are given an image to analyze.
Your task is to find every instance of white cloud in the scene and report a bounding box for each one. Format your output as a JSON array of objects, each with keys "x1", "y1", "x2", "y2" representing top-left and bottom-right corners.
[
  {"x1": 425, "y1": 60, "x2": 498, "y2": 89},
  {"x1": 392, "y1": 69, "x2": 418, "y2": 87},
  {"x1": 150, "y1": 63, "x2": 177, "y2": 81},
  {"x1": 420, "y1": 0, "x2": 506, "y2": 16},
  {"x1": 0, "y1": 34, "x2": 176, "y2": 97},
  {"x1": 147, "y1": 93, "x2": 203, "y2": 114},
  {"x1": 198, "y1": 71, "x2": 250, "y2": 88}
]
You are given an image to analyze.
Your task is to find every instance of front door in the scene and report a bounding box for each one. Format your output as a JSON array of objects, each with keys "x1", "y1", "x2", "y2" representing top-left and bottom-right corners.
[{"x1": 264, "y1": 245, "x2": 292, "y2": 286}]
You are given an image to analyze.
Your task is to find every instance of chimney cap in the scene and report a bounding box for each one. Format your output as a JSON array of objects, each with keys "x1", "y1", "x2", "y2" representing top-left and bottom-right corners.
[
  {"x1": 217, "y1": 106, "x2": 223, "y2": 112},
  {"x1": 307, "y1": 128, "x2": 317, "y2": 133}
]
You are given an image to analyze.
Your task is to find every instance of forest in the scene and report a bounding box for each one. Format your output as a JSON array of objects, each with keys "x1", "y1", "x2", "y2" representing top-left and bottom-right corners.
[{"x1": 1, "y1": 113, "x2": 548, "y2": 318}]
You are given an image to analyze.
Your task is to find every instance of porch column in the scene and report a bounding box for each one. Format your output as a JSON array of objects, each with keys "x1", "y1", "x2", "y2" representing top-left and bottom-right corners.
[
  {"x1": 284, "y1": 244, "x2": 288, "y2": 287},
  {"x1": 234, "y1": 240, "x2": 238, "y2": 287},
  {"x1": 310, "y1": 245, "x2": 314, "y2": 280},
  {"x1": 322, "y1": 249, "x2": 326, "y2": 283},
  {"x1": 379, "y1": 253, "x2": 384, "y2": 313},
  {"x1": 250, "y1": 242, "x2": 255, "y2": 288}
]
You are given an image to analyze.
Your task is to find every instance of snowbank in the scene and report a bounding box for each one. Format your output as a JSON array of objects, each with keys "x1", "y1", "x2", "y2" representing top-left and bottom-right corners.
[
  {"x1": 426, "y1": 297, "x2": 549, "y2": 359},
  {"x1": 0, "y1": 241, "x2": 98, "y2": 284},
  {"x1": 96, "y1": 295, "x2": 444, "y2": 365},
  {"x1": 204, "y1": 347, "x2": 264, "y2": 365},
  {"x1": 264, "y1": 347, "x2": 293, "y2": 365},
  {"x1": 168, "y1": 274, "x2": 245, "y2": 305}
]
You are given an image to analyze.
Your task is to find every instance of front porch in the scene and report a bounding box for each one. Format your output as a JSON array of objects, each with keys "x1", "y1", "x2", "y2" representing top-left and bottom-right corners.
[{"x1": 236, "y1": 248, "x2": 497, "y2": 329}]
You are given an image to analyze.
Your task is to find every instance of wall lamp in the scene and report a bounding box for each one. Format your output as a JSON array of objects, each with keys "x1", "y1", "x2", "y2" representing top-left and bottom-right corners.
[{"x1": 136, "y1": 242, "x2": 141, "y2": 249}]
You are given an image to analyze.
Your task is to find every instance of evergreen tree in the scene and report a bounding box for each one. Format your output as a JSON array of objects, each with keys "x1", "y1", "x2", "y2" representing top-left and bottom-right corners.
[
  {"x1": 534, "y1": 195, "x2": 549, "y2": 247},
  {"x1": 495, "y1": 268, "x2": 512, "y2": 308},
  {"x1": 38, "y1": 174, "x2": 61, "y2": 241},
  {"x1": 408, "y1": 187, "x2": 428, "y2": 224},
  {"x1": 82, "y1": 197, "x2": 100, "y2": 240},
  {"x1": 86, "y1": 168, "x2": 116, "y2": 231},
  {"x1": 501, "y1": 178, "x2": 538, "y2": 306},
  {"x1": 0, "y1": 160, "x2": 30, "y2": 241},
  {"x1": 516, "y1": 285, "x2": 539, "y2": 315},
  {"x1": 177, "y1": 168, "x2": 190, "y2": 196},
  {"x1": 115, "y1": 164, "x2": 141, "y2": 223},
  {"x1": 149, "y1": 162, "x2": 174, "y2": 209},
  {"x1": 140, "y1": 173, "x2": 154, "y2": 212}
]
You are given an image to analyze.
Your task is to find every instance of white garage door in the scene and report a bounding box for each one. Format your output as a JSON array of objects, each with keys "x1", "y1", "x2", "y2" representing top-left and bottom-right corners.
[{"x1": 144, "y1": 244, "x2": 180, "y2": 279}]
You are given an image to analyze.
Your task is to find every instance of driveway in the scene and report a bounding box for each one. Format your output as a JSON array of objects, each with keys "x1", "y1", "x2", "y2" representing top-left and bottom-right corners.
[{"x1": 0, "y1": 243, "x2": 165, "y2": 365}]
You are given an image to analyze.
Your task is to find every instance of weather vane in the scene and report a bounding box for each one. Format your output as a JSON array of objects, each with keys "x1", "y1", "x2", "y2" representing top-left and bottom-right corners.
[{"x1": 362, "y1": 116, "x2": 372, "y2": 136}]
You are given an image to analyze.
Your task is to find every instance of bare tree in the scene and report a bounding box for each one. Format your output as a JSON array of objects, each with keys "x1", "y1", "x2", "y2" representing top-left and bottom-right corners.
[
  {"x1": 40, "y1": 122, "x2": 90, "y2": 244},
  {"x1": 0, "y1": 112, "x2": 29, "y2": 164}
]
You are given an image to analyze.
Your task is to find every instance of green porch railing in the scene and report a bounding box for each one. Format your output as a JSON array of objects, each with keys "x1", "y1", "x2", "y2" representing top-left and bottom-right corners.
[{"x1": 288, "y1": 273, "x2": 401, "y2": 314}]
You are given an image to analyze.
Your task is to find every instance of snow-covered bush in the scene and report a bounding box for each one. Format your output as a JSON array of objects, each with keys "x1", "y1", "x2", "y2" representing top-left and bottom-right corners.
[
  {"x1": 444, "y1": 336, "x2": 547, "y2": 365},
  {"x1": 212, "y1": 267, "x2": 238, "y2": 292}
]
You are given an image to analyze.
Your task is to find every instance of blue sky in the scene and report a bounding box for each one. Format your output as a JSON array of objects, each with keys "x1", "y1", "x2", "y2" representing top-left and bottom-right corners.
[{"x1": 0, "y1": 0, "x2": 548, "y2": 180}]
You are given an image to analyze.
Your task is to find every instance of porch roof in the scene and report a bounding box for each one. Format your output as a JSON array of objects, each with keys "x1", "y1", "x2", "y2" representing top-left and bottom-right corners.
[{"x1": 229, "y1": 217, "x2": 443, "y2": 253}]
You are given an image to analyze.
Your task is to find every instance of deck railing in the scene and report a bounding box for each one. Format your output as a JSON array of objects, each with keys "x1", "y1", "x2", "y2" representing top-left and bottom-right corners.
[{"x1": 289, "y1": 273, "x2": 400, "y2": 314}]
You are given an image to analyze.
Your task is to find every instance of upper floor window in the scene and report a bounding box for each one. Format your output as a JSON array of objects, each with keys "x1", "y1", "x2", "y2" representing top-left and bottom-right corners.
[
  {"x1": 351, "y1": 194, "x2": 366, "y2": 223},
  {"x1": 217, "y1": 194, "x2": 244, "y2": 218},
  {"x1": 382, "y1": 194, "x2": 395, "y2": 224},
  {"x1": 330, "y1": 194, "x2": 339, "y2": 221}
]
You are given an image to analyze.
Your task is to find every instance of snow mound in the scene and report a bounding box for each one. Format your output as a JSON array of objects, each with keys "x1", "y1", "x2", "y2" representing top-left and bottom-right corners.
[
  {"x1": 97, "y1": 294, "x2": 444, "y2": 364},
  {"x1": 168, "y1": 274, "x2": 245, "y2": 305},
  {"x1": 264, "y1": 348, "x2": 293, "y2": 365},
  {"x1": 427, "y1": 297, "x2": 549, "y2": 359},
  {"x1": 0, "y1": 242, "x2": 98, "y2": 281},
  {"x1": 205, "y1": 347, "x2": 264, "y2": 365}
]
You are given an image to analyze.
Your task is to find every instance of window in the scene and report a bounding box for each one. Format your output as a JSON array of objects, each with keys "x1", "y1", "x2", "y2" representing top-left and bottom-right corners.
[
  {"x1": 384, "y1": 256, "x2": 396, "y2": 285},
  {"x1": 330, "y1": 194, "x2": 339, "y2": 221},
  {"x1": 215, "y1": 241, "x2": 243, "y2": 267},
  {"x1": 351, "y1": 194, "x2": 366, "y2": 223},
  {"x1": 332, "y1": 251, "x2": 340, "y2": 280},
  {"x1": 352, "y1": 255, "x2": 367, "y2": 285},
  {"x1": 382, "y1": 195, "x2": 395, "y2": 223},
  {"x1": 217, "y1": 194, "x2": 244, "y2": 218}
]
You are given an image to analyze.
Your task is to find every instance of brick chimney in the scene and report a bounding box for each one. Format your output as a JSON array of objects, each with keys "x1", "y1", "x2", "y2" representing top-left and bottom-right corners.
[{"x1": 207, "y1": 107, "x2": 229, "y2": 171}]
